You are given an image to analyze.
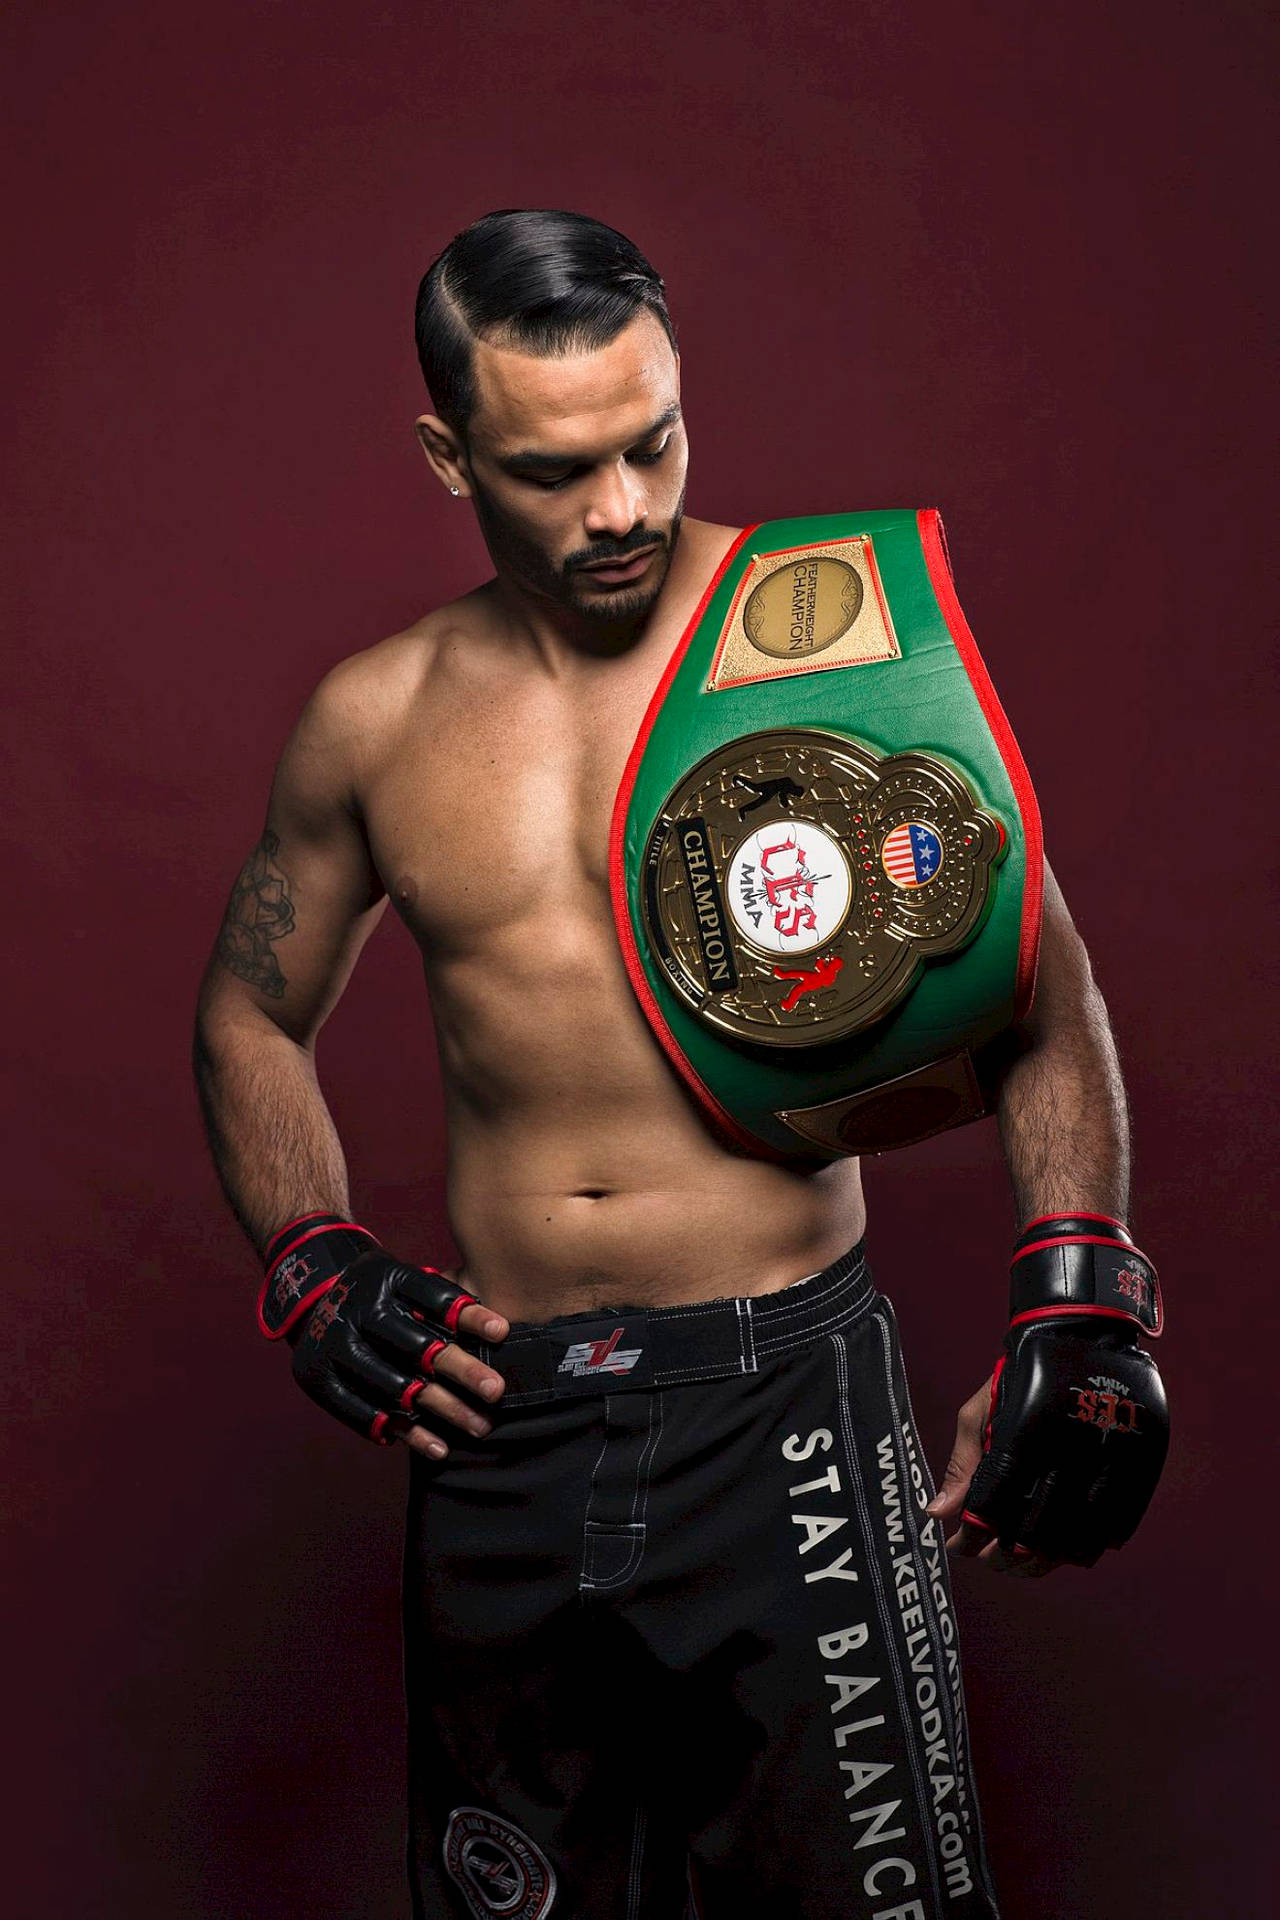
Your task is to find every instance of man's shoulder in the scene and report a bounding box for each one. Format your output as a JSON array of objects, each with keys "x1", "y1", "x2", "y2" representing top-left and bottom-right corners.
[{"x1": 301, "y1": 588, "x2": 491, "y2": 741}]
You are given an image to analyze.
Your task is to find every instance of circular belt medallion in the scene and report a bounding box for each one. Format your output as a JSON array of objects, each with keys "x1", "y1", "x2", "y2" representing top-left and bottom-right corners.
[
  {"x1": 640, "y1": 728, "x2": 1005, "y2": 1048},
  {"x1": 743, "y1": 555, "x2": 864, "y2": 658}
]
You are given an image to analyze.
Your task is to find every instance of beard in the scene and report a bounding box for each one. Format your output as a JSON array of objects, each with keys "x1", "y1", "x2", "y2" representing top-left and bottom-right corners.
[{"x1": 469, "y1": 475, "x2": 687, "y2": 627}]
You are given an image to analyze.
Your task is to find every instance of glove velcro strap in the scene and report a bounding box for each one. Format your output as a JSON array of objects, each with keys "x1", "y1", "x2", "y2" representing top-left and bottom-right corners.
[
  {"x1": 1014, "y1": 1211, "x2": 1133, "y2": 1253},
  {"x1": 263, "y1": 1212, "x2": 353, "y2": 1268},
  {"x1": 1009, "y1": 1227, "x2": 1162, "y2": 1337},
  {"x1": 257, "y1": 1220, "x2": 380, "y2": 1339}
]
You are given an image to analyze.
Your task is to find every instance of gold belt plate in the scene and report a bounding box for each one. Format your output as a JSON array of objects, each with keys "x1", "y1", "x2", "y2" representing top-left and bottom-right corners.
[
  {"x1": 706, "y1": 536, "x2": 901, "y2": 692},
  {"x1": 641, "y1": 729, "x2": 1003, "y2": 1048}
]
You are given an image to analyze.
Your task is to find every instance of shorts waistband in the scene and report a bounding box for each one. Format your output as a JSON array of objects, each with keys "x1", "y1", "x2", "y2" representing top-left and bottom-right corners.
[{"x1": 473, "y1": 1239, "x2": 874, "y2": 1405}]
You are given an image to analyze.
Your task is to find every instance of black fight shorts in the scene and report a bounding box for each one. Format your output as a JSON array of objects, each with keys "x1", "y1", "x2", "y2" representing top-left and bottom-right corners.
[{"x1": 404, "y1": 1242, "x2": 1000, "y2": 1919}]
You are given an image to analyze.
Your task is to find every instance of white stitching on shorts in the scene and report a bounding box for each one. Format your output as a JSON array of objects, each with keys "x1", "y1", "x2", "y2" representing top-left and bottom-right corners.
[
  {"x1": 581, "y1": 1398, "x2": 612, "y2": 1527},
  {"x1": 635, "y1": 1288, "x2": 877, "y2": 1389},
  {"x1": 753, "y1": 1275, "x2": 876, "y2": 1356},
  {"x1": 625, "y1": 1803, "x2": 648, "y2": 1920},
  {"x1": 580, "y1": 1523, "x2": 645, "y2": 1591},
  {"x1": 501, "y1": 1269, "x2": 872, "y2": 1401},
  {"x1": 656, "y1": 1272, "x2": 874, "y2": 1381},
  {"x1": 630, "y1": 1391, "x2": 664, "y2": 1529},
  {"x1": 736, "y1": 1296, "x2": 757, "y2": 1373}
]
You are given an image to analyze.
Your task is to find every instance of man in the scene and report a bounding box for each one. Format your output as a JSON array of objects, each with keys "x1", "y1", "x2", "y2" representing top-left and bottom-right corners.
[{"x1": 195, "y1": 209, "x2": 1166, "y2": 1920}]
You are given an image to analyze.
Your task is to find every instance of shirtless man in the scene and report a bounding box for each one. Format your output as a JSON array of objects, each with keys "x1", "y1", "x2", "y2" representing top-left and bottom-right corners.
[{"x1": 194, "y1": 210, "x2": 1166, "y2": 1920}]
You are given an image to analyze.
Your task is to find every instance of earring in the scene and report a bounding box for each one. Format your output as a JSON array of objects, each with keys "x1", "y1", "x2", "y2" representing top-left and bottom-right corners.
[{"x1": 450, "y1": 485, "x2": 460, "y2": 496}]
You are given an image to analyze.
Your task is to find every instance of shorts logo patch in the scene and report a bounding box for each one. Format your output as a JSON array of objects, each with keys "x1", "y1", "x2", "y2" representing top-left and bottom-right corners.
[
  {"x1": 557, "y1": 1327, "x2": 643, "y2": 1378},
  {"x1": 443, "y1": 1806, "x2": 557, "y2": 1917}
]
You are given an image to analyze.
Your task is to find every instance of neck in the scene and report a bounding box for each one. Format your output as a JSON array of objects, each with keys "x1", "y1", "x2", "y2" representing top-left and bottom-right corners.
[{"x1": 487, "y1": 571, "x2": 657, "y2": 670}]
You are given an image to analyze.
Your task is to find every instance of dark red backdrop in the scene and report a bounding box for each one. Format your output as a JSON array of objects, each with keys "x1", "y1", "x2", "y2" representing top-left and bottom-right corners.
[{"x1": 6, "y1": 3, "x2": 1273, "y2": 1913}]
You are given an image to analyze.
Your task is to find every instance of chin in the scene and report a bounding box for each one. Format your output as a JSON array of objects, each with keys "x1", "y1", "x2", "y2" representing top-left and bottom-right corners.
[{"x1": 575, "y1": 579, "x2": 666, "y2": 622}]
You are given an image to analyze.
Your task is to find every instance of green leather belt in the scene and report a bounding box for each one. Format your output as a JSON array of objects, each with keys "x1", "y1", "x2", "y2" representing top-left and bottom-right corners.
[{"x1": 609, "y1": 509, "x2": 1043, "y2": 1161}]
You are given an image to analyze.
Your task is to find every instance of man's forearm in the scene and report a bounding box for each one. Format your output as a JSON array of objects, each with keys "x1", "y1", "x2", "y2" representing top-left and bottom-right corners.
[
  {"x1": 995, "y1": 904, "x2": 1131, "y2": 1228},
  {"x1": 193, "y1": 1013, "x2": 353, "y2": 1256}
]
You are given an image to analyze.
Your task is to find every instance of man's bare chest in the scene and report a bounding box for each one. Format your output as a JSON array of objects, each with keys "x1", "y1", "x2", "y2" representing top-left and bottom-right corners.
[{"x1": 362, "y1": 652, "x2": 660, "y2": 955}]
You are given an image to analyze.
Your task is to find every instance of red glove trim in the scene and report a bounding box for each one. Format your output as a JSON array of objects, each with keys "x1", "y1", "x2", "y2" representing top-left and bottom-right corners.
[
  {"x1": 1013, "y1": 1230, "x2": 1133, "y2": 1261},
  {"x1": 981, "y1": 1355, "x2": 1005, "y2": 1451},
  {"x1": 263, "y1": 1219, "x2": 376, "y2": 1283},
  {"x1": 257, "y1": 1273, "x2": 337, "y2": 1341},
  {"x1": 256, "y1": 1221, "x2": 379, "y2": 1340},
  {"x1": 442, "y1": 1289, "x2": 478, "y2": 1332},
  {"x1": 1019, "y1": 1210, "x2": 1129, "y2": 1236},
  {"x1": 264, "y1": 1211, "x2": 344, "y2": 1256},
  {"x1": 961, "y1": 1508, "x2": 995, "y2": 1533},
  {"x1": 399, "y1": 1378, "x2": 427, "y2": 1412},
  {"x1": 1010, "y1": 1301, "x2": 1163, "y2": 1336},
  {"x1": 419, "y1": 1339, "x2": 447, "y2": 1376},
  {"x1": 368, "y1": 1412, "x2": 394, "y2": 1446}
]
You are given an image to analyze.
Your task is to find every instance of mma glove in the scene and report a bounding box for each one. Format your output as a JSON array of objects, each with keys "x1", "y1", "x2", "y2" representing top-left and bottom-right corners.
[
  {"x1": 257, "y1": 1213, "x2": 481, "y2": 1445},
  {"x1": 963, "y1": 1213, "x2": 1169, "y2": 1566}
]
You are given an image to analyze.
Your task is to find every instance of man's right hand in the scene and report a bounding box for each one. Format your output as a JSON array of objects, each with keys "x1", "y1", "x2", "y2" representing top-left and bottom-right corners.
[
  {"x1": 259, "y1": 1220, "x2": 508, "y2": 1453},
  {"x1": 288, "y1": 1248, "x2": 509, "y2": 1454}
]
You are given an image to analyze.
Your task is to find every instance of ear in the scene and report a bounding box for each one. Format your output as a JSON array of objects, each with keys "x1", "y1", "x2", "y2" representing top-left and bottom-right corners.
[{"x1": 414, "y1": 414, "x2": 473, "y2": 499}]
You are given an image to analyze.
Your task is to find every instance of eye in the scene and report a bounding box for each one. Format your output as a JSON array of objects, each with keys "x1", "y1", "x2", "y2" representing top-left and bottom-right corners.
[{"x1": 630, "y1": 437, "x2": 672, "y2": 467}]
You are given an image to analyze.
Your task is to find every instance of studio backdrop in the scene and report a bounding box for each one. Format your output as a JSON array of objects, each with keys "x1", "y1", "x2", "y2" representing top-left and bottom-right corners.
[{"x1": 5, "y1": 2, "x2": 1273, "y2": 1915}]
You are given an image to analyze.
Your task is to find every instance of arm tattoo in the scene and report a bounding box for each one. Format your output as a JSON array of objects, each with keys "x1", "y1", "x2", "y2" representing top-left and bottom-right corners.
[{"x1": 216, "y1": 829, "x2": 297, "y2": 998}]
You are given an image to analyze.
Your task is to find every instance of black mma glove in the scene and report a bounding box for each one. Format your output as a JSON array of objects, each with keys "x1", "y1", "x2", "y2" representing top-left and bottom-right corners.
[
  {"x1": 963, "y1": 1213, "x2": 1169, "y2": 1566},
  {"x1": 257, "y1": 1213, "x2": 482, "y2": 1445}
]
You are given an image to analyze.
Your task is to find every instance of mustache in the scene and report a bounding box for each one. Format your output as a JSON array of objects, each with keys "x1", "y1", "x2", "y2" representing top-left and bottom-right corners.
[{"x1": 567, "y1": 531, "x2": 666, "y2": 571}]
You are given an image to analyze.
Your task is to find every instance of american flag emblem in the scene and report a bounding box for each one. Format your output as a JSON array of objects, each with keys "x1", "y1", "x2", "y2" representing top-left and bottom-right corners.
[{"x1": 880, "y1": 821, "x2": 944, "y2": 888}]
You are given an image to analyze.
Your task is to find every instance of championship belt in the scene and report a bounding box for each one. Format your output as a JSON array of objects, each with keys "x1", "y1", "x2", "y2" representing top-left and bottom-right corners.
[{"x1": 609, "y1": 510, "x2": 1044, "y2": 1161}]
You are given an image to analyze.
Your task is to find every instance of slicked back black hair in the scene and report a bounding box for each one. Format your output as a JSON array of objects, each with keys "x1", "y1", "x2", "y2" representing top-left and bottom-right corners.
[{"x1": 414, "y1": 209, "x2": 678, "y2": 439}]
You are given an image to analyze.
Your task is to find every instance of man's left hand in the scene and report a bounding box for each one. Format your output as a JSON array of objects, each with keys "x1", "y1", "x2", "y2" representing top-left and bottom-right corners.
[{"x1": 926, "y1": 1377, "x2": 1066, "y2": 1578}]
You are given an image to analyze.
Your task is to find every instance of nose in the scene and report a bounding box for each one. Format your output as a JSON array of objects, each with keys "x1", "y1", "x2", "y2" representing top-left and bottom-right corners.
[{"x1": 582, "y1": 458, "x2": 646, "y2": 544}]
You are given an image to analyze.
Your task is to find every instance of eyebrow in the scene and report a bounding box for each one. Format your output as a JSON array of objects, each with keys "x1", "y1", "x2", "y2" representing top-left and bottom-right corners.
[{"x1": 501, "y1": 402, "x2": 682, "y2": 474}]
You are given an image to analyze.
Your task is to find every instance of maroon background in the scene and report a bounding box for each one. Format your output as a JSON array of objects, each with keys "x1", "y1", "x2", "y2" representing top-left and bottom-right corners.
[{"x1": 5, "y1": 2, "x2": 1273, "y2": 1913}]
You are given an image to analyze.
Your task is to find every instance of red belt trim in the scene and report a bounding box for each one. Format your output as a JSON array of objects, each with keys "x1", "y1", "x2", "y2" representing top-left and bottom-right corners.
[{"x1": 917, "y1": 508, "x2": 1044, "y2": 1022}]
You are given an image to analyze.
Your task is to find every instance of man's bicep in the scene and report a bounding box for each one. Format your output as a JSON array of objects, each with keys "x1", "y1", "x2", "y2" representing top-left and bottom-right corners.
[
  {"x1": 1016, "y1": 858, "x2": 1100, "y2": 1042},
  {"x1": 202, "y1": 675, "x2": 389, "y2": 1041}
]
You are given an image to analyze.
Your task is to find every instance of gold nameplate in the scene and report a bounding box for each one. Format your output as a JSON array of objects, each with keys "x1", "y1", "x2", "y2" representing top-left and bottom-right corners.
[
  {"x1": 706, "y1": 536, "x2": 901, "y2": 692},
  {"x1": 641, "y1": 729, "x2": 1004, "y2": 1049}
]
